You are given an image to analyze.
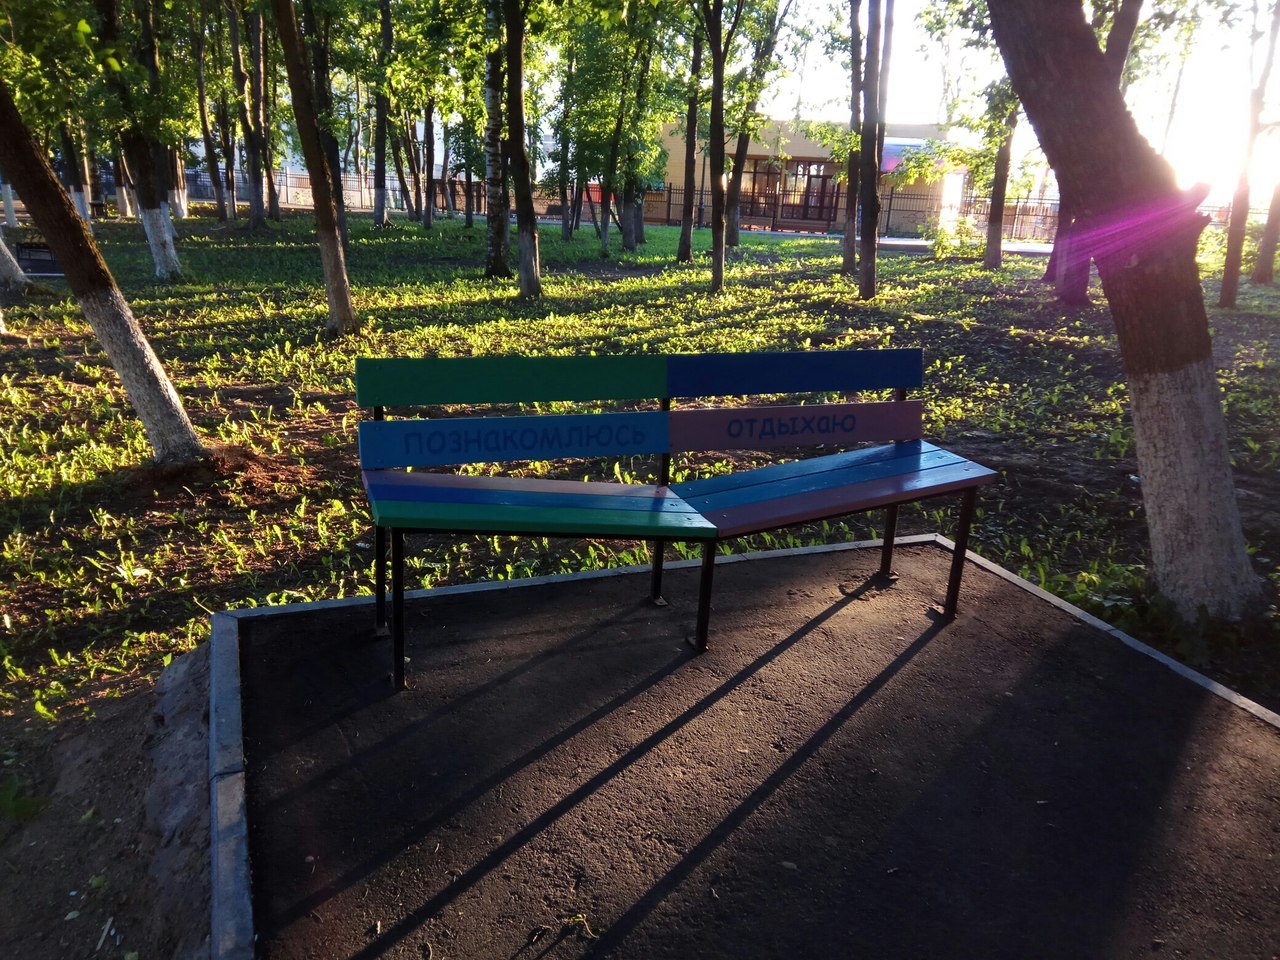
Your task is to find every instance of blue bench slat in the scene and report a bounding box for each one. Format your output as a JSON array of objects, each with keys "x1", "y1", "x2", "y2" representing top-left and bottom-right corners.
[
  {"x1": 363, "y1": 475, "x2": 702, "y2": 514},
  {"x1": 359, "y1": 412, "x2": 669, "y2": 468},
  {"x1": 675, "y1": 447, "x2": 970, "y2": 512},
  {"x1": 672, "y1": 440, "x2": 934, "y2": 499},
  {"x1": 667, "y1": 348, "x2": 923, "y2": 398}
]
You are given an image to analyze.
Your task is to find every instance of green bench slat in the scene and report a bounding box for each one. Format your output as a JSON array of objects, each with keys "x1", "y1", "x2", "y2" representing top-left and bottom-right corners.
[
  {"x1": 369, "y1": 499, "x2": 719, "y2": 539},
  {"x1": 355, "y1": 356, "x2": 668, "y2": 406},
  {"x1": 363, "y1": 473, "x2": 702, "y2": 514}
]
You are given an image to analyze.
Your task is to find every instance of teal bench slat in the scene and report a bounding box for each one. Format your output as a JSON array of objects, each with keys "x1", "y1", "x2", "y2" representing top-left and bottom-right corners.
[
  {"x1": 362, "y1": 472, "x2": 702, "y2": 514},
  {"x1": 355, "y1": 355, "x2": 668, "y2": 406}
]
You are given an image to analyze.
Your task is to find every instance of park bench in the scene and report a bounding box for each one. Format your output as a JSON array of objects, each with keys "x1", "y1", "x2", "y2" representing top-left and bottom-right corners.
[
  {"x1": 14, "y1": 239, "x2": 60, "y2": 274},
  {"x1": 356, "y1": 349, "x2": 996, "y2": 688}
]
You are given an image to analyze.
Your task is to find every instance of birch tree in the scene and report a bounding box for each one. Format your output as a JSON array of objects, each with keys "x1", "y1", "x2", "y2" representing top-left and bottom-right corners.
[{"x1": 987, "y1": 0, "x2": 1263, "y2": 623}]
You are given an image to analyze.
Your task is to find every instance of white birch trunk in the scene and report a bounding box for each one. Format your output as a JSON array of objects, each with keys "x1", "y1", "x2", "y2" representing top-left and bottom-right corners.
[
  {"x1": 169, "y1": 188, "x2": 189, "y2": 219},
  {"x1": 1129, "y1": 357, "x2": 1261, "y2": 621},
  {"x1": 80, "y1": 286, "x2": 206, "y2": 463},
  {"x1": 1, "y1": 183, "x2": 16, "y2": 226},
  {"x1": 117, "y1": 185, "x2": 135, "y2": 219},
  {"x1": 160, "y1": 199, "x2": 178, "y2": 241},
  {"x1": 0, "y1": 234, "x2": 26, "y2": 288},
  {"x1": 72, "y1": 189, "x2": 93, "y2": 232},
  {"x1": 140, "y1": 206, "x2": 182, "y2": 278}
]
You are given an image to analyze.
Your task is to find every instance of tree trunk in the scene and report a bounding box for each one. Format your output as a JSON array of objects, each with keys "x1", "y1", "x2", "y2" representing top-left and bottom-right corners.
[
  {"x1": 170, "y1": 152, "x2": 189, "y2": 219},
  {"x1": 464, "y1": 163, "x2": 474, "y2": 228},
  {"x1": 621, "y1": 177, "x2": 638, "y2": 251},
  {"x1": 3, "y1": 176, "x2": 20, "y2": 226},
  {"x1": 272, "y1": 0, "x2": 359, "y2": 335},
  {"x1": 226, "y1": 0, "x2": 266, "y2": 228},
  {"x1": 858, "y1": 0, "x2": 883, "y2": 298},
  {"x1": 484, "y1": 9, "x2": 511, "y2": 278},
  {"x1": 113, "y1": 147, "x2": 135, "y2": 219},
  {"x1": 1251, "y1": 182, "x2": 1280, "y2": 283},
  {"x1": 558, "y1": 54, "x2": 575, "y2": 242},
  {"x1": 725, "y1": 131, "x2": 750, "y2": 247},
  {"x1": 501, "y1": 0, "x2": 541, "y2": 295},
  {"x1": 391, "y1": 134, "x2": 412, "y2": 217},
  {"x1": 194, "y1": 13, "x2": 229, "y2": 221},
  {"x1": 678, "y1": 32, "x2": 703, "y2": 263},
  {"x1": 423, "y1": 99, "x2": 436, "y2": 228},
  {"x1": 263, "y1": 37, "x2": 282, "y2": 221},
  {"x1": 1053, "y1": 197, "x2": 1092, "y2": 305},
  {"x1": 440, "y1": 124, "x2": 455, "y2": 216},
  {"x1": 841, "y1": 0, "x2": 863, "y2": 275},
  {"x1": 61, "y1": 124, "x2": 94, "y2": 228},
  {"x1": 988, "y1": 0, "x2": 1262, "y2": 623},
  {"x1": 984, "y1": 108, "x2": 1017, "y2": 270},
  {"x1": 404, "y1": 118, "x2": 423, "y2": 221},
  {"x1": 216, "y1": 100, "x2": 239, "y2": 219},
  {"x1": 0, "y1": 79, "x2": 206, "y2": 463},
  {"x1": 372, "y1": 0, "x2": 391, "y2": 226},
  {"x1": 304, "y1": 0, "x2": 347, "y2": 247},
  {"x1": 599, "y1": 94, "x2": 629, "y2": 256},
  {"x1": 0, "y1": 233, "x2": 28, "y2": 289}
]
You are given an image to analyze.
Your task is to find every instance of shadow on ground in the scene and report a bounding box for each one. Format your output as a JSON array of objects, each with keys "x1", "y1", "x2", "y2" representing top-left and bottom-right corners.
[{"x1": 242, "y1": 543, "x2": 1280, "y2": 960}]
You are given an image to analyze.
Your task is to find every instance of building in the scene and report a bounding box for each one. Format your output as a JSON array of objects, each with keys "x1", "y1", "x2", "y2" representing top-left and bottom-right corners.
[{"x1": 650, "y1": 120, "x2": 949, "y2": 236}]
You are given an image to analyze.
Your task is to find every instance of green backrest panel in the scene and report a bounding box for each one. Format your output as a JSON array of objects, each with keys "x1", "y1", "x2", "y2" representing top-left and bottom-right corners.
[{"x1": 355, "y1": 356, "x2": 669, "y2": 406}]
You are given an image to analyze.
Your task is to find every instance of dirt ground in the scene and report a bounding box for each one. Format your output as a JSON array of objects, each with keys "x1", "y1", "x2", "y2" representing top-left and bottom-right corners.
[
  {"x1": 242, "y1": 543, "x2": 1280, "y2": 960},
  {"x1": 0, "y1": 647, "x2": 211, "y2": 959}
]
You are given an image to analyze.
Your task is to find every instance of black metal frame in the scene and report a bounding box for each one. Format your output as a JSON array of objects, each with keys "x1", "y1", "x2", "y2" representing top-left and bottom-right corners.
[{"x1": 365, "y1": 386, "x2": 985, "y2": 690}]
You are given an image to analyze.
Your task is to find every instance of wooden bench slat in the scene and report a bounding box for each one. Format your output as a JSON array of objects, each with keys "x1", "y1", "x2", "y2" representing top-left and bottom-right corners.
[
  {"x1": 355, "y1": 356, "x2": 668, "y2": 406},
  {"x1": 363, "y1": 474, "x2": 703, "y2": 514},
  {"x1": 672, "y1": 439, "x2": 936, "y2": 500},
  {"x1": 666, "y1": 348, "x2": 923, "y2": 398},
  {"x1": 669, "y1": 400, "x2": 922, "y2": 452},
  {"x1": 358, "y1": 412, "x2": 669, "y2": 468},
  {"x1": 698, "y1": 461, "x2": 997, "y2": 538},
  {"x1": 361, "y1": 470, "x2": 669, "y2": 499},
  {"x1": 677, "y1": 447, "x2": 970, "y2": 512},
  {"x1": 369, "y1": 498, "x2": 719, "y2": 539}
]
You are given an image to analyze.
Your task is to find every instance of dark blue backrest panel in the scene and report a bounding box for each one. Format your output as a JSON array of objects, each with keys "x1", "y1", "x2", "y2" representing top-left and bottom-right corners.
[
  {"x1": 666, "y1": 349, "x2": 923, "y2": 398},
  {"x1": 360, "y1": 412, "x2": 670, "y2": 468}
]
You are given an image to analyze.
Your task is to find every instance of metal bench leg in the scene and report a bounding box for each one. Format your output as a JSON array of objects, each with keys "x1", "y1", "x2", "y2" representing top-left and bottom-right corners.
[
  {"x1": 880, "y1": 503, "x2": 900, "y2": 577},
  {"x1": 692, "y1": 541, "x2": 716, "y2": 654},
  {"x1": 391, "y1": 527, "x2": 406, "y2": 690},
  {"x1": 374, "y1": 525, "x2": 389, "y2": 637},
  {"x1": 944, "y1": 488, "x2": 978, "y2": 619},
  {"x1": 650, "y1": 539, "x2": 667, "y2": 604}
]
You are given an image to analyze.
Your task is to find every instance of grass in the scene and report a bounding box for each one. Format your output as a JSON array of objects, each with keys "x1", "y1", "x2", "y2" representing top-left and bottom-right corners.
[{"x1": 1, "y1": 211, "x2": 1278, "y2": 720}]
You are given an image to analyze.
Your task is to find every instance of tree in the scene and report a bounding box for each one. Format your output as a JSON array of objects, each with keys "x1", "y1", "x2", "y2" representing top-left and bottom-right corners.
[
  {"x1": 986, "y1": 0, "x2": 1263, "y2": 622},
  {"x1": 483, "y1": 0, "x2": 512, "y2": 278},
  {"x1": 226, "y1": 0, "x2": 269, "y2": 229},
  {"x1": 858, "y1": 0, "x2": 893, "y2": 298},
  {"x1": 502, "y1": 0, "x2": 542, "y2": 296},
  {"x1": 1220, "y1": 0, "x2": 1280, "y2": 305},
  {"x1": 677, "y1": 26, "x2": 703, "y2": 263},
  {"x1": 696, "y1": 0, "x2": 748, "y2": 292},
  {"x1": 372, "y1": 0, "x2": 392, "y2": 226},
  {"x1": 272, "y1": 0, "x2": 360, "y2": 335},
  {"x1": 843, "y1": 0, "x2": 863, "y2": 275},
  {"x1": 0, "y1": 78, "x2": 206, "y2": 465}
]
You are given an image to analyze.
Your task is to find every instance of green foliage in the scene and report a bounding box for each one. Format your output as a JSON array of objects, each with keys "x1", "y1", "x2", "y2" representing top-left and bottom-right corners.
[{"x1": 919, "y1": 217, "x2": 983, "y2": 258}]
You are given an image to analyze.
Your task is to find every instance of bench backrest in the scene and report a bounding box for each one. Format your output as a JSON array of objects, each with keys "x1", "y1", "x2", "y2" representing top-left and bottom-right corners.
[{"x1": 356, "y1": 349, "x2": 924, "y2": 470}]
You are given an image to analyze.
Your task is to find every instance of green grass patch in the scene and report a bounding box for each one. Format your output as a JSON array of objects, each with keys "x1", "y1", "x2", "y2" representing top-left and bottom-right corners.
[{"x1": 2, "y1": 212, "x2": 1278, "y2": 718}]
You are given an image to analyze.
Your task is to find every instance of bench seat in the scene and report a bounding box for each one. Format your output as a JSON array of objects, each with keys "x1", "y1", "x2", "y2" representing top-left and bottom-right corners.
[
  {"x1": 672, "y1": 441, "x2": 995, "y2": 538},
  {"x1": 361, "y1": 470, "x2": 718, "y2": 539}
]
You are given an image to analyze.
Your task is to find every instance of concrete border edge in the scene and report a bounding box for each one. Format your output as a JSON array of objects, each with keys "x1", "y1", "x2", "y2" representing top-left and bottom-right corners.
[
  {"x1": 934, "y1": 534, "x2": 1280, "y2": 732},
  {"x1": 208, "y1": 613, "x2": 254, "y2": 960}
]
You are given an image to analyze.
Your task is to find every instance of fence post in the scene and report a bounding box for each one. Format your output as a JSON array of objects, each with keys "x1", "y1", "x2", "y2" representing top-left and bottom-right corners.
[
  {"x1": 666, "y1": 184, "x2": 672, "y2": 226},
  {"x1": 697, "y1": 188, "x2": 704, "y2": 229},
  {"x1": 882, "y1": 187, "x2": 896, "y2": 237}
]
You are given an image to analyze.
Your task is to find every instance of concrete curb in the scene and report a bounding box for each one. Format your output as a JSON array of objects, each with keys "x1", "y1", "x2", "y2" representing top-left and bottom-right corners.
[{"x1": 208, "y1": 614, "x2": 254, "y2": 960}]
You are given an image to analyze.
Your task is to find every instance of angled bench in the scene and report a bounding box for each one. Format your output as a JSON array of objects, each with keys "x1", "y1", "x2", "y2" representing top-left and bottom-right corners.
[{"x1": 356, "y1": 350, "x2": 996, "y2": 688}]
